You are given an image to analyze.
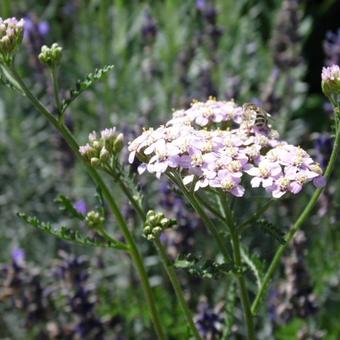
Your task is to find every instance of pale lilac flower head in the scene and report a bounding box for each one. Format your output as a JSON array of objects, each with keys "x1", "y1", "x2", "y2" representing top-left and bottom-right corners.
[
  {"x1": 0, "y1": 17, "x2": 25, "y2": 57},
  {"x1": 321, "y1": 64, "x2": 340, "y2": 95},
  {"x1": 79, "y1": 127, "x2": 124, "y2": 167},
  {"x1": 322, "y1": 65, "x2": 340, "y2": 82},
  {"x1": 129, "y1": 99, "x2": 325, "y2": 198}
]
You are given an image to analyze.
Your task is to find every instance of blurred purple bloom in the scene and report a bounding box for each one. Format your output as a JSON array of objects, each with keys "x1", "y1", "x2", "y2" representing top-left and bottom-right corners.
[
  {"x1": 196, "y1": 0, "x2": 207, "y2": 11},
  {"x1": 141, "y1": 11, "x2": 157, "y2": 43},
  {"x1": 324, "y1": 30, "x2": 340, "y2": 66},
  {"x1": 312, "y1": 133, "x2": 333, "y2": 168},
  {"x1": 38, "y1": 21, "x2": 50, "y2": 36},
  {"x1": 194, "y1": 301, "x2": 224, "y2": 338},
  {"x1": 75, "y1": 199, "x2": 87, "y2": 215},
  {"x1": 24, "y1": 15, "x2": 49, "y2": 41},
  {"x1": 11, "y1": 247, "x2": 25, "y2": 267}
]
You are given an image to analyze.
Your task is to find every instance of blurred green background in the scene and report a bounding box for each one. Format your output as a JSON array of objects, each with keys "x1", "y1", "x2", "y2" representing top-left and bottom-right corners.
[{"x1": 0, "y1": 0, "x2": 339, "y2": 339}]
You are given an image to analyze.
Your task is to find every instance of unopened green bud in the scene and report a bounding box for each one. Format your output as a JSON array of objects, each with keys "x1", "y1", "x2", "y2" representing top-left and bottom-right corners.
[
  {"x1": 100, "y1": 147, "x2": 110, "y2": 161},
  {"x1": 85, "y1": 210, "x2": 104, "y2": 229},
  {"x1": 113, "y1": 133, "x2": 124, "y2": 153},
  {"x1": 147, "y1": 234, "x2": 155, "y2": 241},
  {"x1": 92, "y1": 141, "x2": 101, "y2": 150},
  {"x1": 90, "y1": 157, "x2": 100, "y2": 167},
  {"x1": 38, "y1": 43, "x2": 63, "y2": 67},
  {"x1": 152, "y1": 226, "x2": 163, "y2": 235},
  {"x1": 149, "y1": 215, "x2": 157, "y2": 224},
  {"x1": 146, "y1": 210, "x2": 155, "y2": 219},
  {"x1": 160, "y1": 218, "x2": 169, "y2": 227},
  {"x1": 143, "y1": 226, "x2": 152, "y2": 234}
]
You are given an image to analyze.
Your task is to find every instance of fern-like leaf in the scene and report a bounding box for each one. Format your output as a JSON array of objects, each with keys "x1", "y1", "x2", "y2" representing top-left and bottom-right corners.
[
  {"x1": 18, "y1": 212, "x2": 128, "y2": 251},
  {"x1": 174, "y1": 254, "x2": 237, "y2": 279},
  {"x1": 222, "y1": 280, "x2": 237, "y2": 340},
  {"x1": 256, "y1": 219, "x2": 286, "y2": 244},
  {"x1": 54, "y1": 195, "x2": 85, "y2": 220},
  {"x1": 61, "y1": 65, "x2": 114, "y2": 112},
  {"x1": 240, "y1": 246, "x2": 265, "y2": 290},
  {"x1": 116, "y1": 163, "x2": 144, "y2": 209}
]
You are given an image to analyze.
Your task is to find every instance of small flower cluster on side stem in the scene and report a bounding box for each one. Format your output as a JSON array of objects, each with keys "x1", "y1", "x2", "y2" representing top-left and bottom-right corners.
[
  {"x1": 79, "y1": 128, "x2": 124, "y2": 169},
  {"x1": 143, "y1": 210, "x2": 176, "y2": 241},
  {"x1": 0, "y1": 17, "x2": 24, "y2": 63}
]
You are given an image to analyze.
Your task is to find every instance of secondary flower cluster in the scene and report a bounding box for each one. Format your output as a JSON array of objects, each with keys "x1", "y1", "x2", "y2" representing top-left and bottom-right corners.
[
  {"x1": 128, "y1": 99, "x2": 325, "y2": 198},
  {"x1": 0, "y1": 17, "x2": 24, "y2": 59},
  {"x1": 79, "y1": 128, "x2": 124, "y2": 168},
  {"x1": 321, "y1": 64, "x2": 340, "y2": 95}
]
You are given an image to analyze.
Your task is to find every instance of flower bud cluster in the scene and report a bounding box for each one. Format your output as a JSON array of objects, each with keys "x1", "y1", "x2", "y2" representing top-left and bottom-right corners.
[
  {"x1": 129, "y1": 98, "x2": 325, "y2": 198},
  {"x1": 321, "y1": 64, "x2": 340, "y2": 96},
  {"x1": 0, "y1": 17, "x2": 24, "y2": 60},
  {"x1": 38, "y1": 43, "x2": 63, "y2": 66},
  {"x1": 143, "y1": 210, "x2": 175, "y2": 241},
  {"x1": 79, "y1": 128, "x2": 124, "y2": 168},
  {"x1": 85, "y1": 211, "x2": 104, "y2": 229}
]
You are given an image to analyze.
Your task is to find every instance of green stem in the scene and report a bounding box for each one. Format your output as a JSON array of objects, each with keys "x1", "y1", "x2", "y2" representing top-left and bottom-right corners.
[
  {"x1": 219, "y1": 194, "x2": 255, "y2": 340},
  {"x1": 109, "y1": 167, "x2": 146, "y2": 220},
  {"x1": 251, "y1": 116, "x2": 340, "y2": 315},
  {"x1": 195, "y1": 193, "x2": 225, "y2": 221},
  {"x1": 154, "y1": 239, "x2": 202, "y2": 340},
  {"x1": 110, "y1": 169, "x2": 201, "y2": 338},
  {"x1": 51, "y1": 65, "x2": 62, "y2": 117},
  {"x1": 2, "y1": 0, "x2": 10, "y2": 17},
  {"x1": 168, "y1": 172, "x2": 231, "y2": 261},
  {"x1": 6, "y1": 65, "x2": 166, "y2": 340}
]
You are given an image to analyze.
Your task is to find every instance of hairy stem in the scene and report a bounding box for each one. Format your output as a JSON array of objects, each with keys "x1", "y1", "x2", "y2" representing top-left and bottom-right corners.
[
  {"x1": 251, "y1": 113, "x2": 340, "y2": 315},
  {"x1": 109, "y1": 167, "x2": 146, "y2": 220},
  {"x1": 220, "y1": 194, "x2": 255, "y2": 340},
  {"x1": 51, "y1": 65, "x2": 62, "y2": 117},
  {"x1": 154, "y1": 239, "x2": 202, "y2": 340},
  {"x1": 168, "y1": 172, "x2": 231, "y2": 261},
  {"x1": 107, "y1": 168, "x2": 201, "y2": 338},
  {"x1": 6, "y1": 65, "x2": 167, "y2": 340}
]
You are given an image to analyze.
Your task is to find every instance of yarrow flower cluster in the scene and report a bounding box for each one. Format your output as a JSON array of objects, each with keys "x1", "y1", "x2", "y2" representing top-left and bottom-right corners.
[
  {"x1": 79, "y1": 127, "x2": 124, "y2": 168},
  {"x1": 0, "y1": 17, "x2": 24, "y2": 60},
  {"x1": 321, "y1": 64, "x2": 340, "y2": 95},
  {"x1": 128, "y1": 98, "x2": 325, "y2": 198}
]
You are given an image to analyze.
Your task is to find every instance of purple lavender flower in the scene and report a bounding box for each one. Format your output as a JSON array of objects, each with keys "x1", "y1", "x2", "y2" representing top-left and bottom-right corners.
[
  {"x1": 141, "y1": 11, "x2": 157, "y2": 44},
  {"x1": 194, "y1": 300, "x2": 224, "y2": 339},
  {"x1": 324, "y1": 30, "x2": 340, "y2": 66},
  {"x1": 11, "y1": 247, "x2": 25, "y2": 268},
  {"x1": 312, "y1": 132, "x2": 333, "y2": 168},
  {"x1": 75, "y1": 199, "x2": 88, "y2": 215}
]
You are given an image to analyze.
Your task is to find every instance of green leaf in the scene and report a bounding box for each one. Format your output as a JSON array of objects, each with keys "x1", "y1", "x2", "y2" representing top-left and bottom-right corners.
[
  {"x1": 256, "y1": 219, "x2": 286, "y2": 244},
  {"x1": 54, "y1": 195, "x2": 84, "y2": 220},
  {"x1": 116, "y1": 163, "x2": 144, "y2": 209},
  {"x1": 240, "y1": 246, "x2": 265, "y2": 290},
  {"x1": 174, "y1": 254, "x2": 237, "y2": 279},
  {"x1": 222, "y1": 280, "x2": 237, "y2": 340},
  {"x1": 0, "y1": 65, "x2": 25, "y2": 95},
  {"x1": 61, "y1": 64, "x2": 114, "y2": 112},
  {"x1": 18, "y1": 212, "x2": 128, "y2": 251}
]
